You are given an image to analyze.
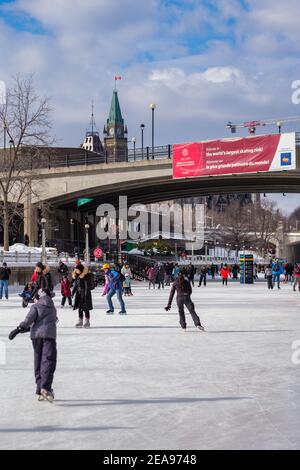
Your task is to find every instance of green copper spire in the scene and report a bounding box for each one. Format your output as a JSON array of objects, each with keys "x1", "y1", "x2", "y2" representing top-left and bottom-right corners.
[{"x1": 108, "y1": 90, "x2": 124, "y2": 125}]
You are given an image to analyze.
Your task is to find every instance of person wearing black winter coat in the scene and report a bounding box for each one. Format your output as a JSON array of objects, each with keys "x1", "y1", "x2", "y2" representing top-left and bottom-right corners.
[
  {"x1": 165, "y1": 273, "x2": 205, "y2": 331},
  {"x1": 18, "y1": 289, "x2": 57, "y2": 402},
  {"x1": 31, "y1": 263, "x2": 53, "y2": 299},
  {"x1": 72, "y1": 264, "x2": 93, "y2": 328},
  {"x1": 0, "y1": 262, "x2": 11, "y2": 299}
]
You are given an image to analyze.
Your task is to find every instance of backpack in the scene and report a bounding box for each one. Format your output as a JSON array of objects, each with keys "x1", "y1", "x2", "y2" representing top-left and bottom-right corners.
[
  {"x1": 119, "y1": 272, "x2": 126, "y2": 283},
  {"x1": 273, "y1": 264, "x2": 279, "y2": 272}
]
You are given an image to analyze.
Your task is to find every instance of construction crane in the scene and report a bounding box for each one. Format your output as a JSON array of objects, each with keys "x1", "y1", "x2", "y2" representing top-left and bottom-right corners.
[{"x1": 226, "y1": 116, "x2": 300, "y2": 135}]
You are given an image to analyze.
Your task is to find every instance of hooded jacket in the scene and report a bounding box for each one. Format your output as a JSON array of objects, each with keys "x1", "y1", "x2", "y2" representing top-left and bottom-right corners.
[
  {"x1": 72, "y1": 265, "x2": 93, "y2": 311},
  {"x1": 32, "y1": 265, "x2": 53, "y2": 297},
  {"x1": 220, "y1": 267, "x2": 230, "y2": 279},
  {"x1": 19, "y1": 294, "x2": 57, "y2": 340}
]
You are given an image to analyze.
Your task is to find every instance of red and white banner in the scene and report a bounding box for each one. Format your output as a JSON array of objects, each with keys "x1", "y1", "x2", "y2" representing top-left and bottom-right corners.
[{"x1": 173, "y1": 133, "x2": 296, "y2": 179}]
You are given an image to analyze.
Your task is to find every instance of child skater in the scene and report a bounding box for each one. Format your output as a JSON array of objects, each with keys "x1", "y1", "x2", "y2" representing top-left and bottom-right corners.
[
  {"x1": 9, "y1": 288, "x2": 57, "y2": 402},
  {"x1": 60, "y1": 275, "x2": 72, "y2": 307}
]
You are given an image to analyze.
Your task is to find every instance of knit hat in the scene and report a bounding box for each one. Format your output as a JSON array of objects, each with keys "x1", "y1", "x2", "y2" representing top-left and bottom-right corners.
[{"x1": 102, "y1": 263, "x2": 110, "y2": 269}]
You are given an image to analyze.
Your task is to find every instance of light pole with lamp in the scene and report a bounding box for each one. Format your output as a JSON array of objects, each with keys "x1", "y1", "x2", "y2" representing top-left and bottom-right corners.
[
  {"x1": 131, "y1": 137, "x2": 136, "y2": 161},
  {"x1": 242, "y1": 245, "x2": 246, "y2": 285},
  {"x1": 84, "y1": 223, "x2": 90, "y2": 265},
  {"x1": 215, "y1": 241, "x2": 219, "y2": 261},
  {"x1": 149, "y1": 103, "x2": 156, "y2": 159},
  {"x1": 140, "y1": 124, "x2": 145, "y2": 159},
  {"x1": 204, "y1": 240, "x2": 209, "y2": 262},
  {"x1": 191, "y1": 236, "x2": 196, "y2": 261},
  {"x1": 226, "y1": 243, "x2": 230, "y2": 261},
  {"x1": 41, "y1": 218, "x2": 46, "y2": 265}
]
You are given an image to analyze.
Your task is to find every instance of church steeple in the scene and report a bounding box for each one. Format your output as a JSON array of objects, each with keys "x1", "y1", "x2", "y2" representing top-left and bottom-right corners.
[
  {"x1": 108, "y1": 90, "x2": 124, "y2": 126},
  {"x1": 104, "y1": 89, "x2": 128, "y2": 162}
]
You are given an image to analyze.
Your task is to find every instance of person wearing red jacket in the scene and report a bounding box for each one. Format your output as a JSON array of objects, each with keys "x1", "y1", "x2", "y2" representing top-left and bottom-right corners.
[
  {"x1": 220, "y1": 264, "x2": 230, "y2": 286},
  {"x1": 60, "y1": 275, "x2": 72, "y2": 307}
]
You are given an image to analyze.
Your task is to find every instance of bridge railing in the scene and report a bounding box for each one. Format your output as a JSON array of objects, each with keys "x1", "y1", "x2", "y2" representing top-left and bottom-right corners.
[{"x1": 22, "y1": 131, "x2": 300, "y2": 169}]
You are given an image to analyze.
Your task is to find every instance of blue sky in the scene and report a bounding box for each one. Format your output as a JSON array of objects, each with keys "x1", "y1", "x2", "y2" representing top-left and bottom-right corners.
[{"x1": 0, "y1": 0, "x2": 299, "y2": 213}]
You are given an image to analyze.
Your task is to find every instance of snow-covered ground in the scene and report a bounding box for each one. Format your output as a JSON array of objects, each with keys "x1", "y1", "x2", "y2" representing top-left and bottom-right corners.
[{"x1": 0, "y1": 280, "x2": 300, "y2": 450}]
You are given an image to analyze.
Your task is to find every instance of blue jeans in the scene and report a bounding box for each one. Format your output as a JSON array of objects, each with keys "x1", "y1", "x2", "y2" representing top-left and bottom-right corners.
[
  {"x1": 107, "y1": 287, "x2": 126, "y2": 312},
  {"x1": 273, "y1": 273, "x2": 281, "y2": 288},
  {"x1": 0, "y1": 280, "x2": 9, "y2": 299}
]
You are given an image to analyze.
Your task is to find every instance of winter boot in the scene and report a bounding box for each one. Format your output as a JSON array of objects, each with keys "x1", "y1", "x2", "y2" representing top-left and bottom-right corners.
[{"x1": 75, "y1": 319, "x2": 83, "y2": 328}]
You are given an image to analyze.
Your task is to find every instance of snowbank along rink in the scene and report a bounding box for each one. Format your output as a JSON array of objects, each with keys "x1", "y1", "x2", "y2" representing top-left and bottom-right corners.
[{"x1": 0, "y1": 279, "x2": 300, "y2": 450}]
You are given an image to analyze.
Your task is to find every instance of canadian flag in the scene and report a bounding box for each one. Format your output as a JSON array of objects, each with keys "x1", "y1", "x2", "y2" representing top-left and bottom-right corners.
[{"x1": 115, "y1": 75, "x2": 121, "y2": 80}]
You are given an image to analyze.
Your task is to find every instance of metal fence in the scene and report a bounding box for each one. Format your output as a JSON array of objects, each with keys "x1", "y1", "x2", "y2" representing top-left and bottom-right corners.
[{"x1": 17, "y1": 132, "x2": 300, "y2": 169}]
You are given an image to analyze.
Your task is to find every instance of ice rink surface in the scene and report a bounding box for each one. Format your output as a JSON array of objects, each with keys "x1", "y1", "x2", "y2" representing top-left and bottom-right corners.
[{"x1": 0, "y1": 279, "x2": 300, "y2": 450}]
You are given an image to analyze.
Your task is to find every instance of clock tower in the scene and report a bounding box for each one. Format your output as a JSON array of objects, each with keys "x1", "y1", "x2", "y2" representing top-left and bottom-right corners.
[{"x1": 103, "y1": 90, "x2": 128, "y2": 162}]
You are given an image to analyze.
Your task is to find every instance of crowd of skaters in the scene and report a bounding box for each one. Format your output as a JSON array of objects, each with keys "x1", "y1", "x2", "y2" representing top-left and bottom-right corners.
[{"x1": 6, "y1": 255, "x2": 300, "y2": 402}]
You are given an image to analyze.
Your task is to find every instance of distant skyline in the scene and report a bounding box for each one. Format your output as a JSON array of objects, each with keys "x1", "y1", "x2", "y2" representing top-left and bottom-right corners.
[{"x1": 0, "y1": 0, "x2": 299, "y2": 213}]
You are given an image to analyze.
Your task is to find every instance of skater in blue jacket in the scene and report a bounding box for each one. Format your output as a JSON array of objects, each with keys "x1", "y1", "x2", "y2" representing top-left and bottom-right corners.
[{"x1": 272, "y1": 260, "x2": 284, "y2": 289}]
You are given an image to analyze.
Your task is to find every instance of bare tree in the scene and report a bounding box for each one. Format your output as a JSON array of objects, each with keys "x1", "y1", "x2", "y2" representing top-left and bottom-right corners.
[
  {"x1": 0, "y1": 75, "x2": 53, "y2": 250},
  {"x1": 250, "y1": 199, "x2": 282, "y2": 256},
  {"x1": 210, "y1": 202, "x2": 254, "y2": 251}
]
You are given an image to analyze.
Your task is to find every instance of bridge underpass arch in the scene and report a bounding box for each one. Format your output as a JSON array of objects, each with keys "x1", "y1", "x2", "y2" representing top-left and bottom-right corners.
[{"x1": 47, "y1": 171, "x2": 300, "y2": 210}]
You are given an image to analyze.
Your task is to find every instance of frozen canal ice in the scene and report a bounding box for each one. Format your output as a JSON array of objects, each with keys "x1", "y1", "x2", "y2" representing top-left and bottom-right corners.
[{"x1": 0, "y1": 279, "x2": 300, "y2": 450}]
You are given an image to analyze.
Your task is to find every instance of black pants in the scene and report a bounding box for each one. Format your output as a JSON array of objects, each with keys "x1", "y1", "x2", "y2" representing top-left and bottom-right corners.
[
  {"x1": 61, "y1": 296, "x2": 72, "y2": 306},
  {"x1": 222, "y1": 278, "x2": 228, "y2": 286},
  {"x1": 198, "y1": 275, "x2": 206, "y2": 286},
  {"x1": 177, "y1": 295, "x2": 201, "y2": 329},
  {"x1": 79, "y1": 308, "x2": 90, "y2": 319},
  {"x1": 189, "y1": 277, "x2": 194, "y2": 287},
  {"x1": 267, "y1": 275, "x2": 273, "y2": 289},
  {"x1": 32, "y1": 338, "x2": 57, "y2": 394},
  {"x1": 157, "y1": 281, "x2": 164, "y2": 289}
]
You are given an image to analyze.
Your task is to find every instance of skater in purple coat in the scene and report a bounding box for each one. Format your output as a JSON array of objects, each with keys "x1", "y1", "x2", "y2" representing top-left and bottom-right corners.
[{"x1": 10, "y1": 288, "x2": 58, "y2": 402}]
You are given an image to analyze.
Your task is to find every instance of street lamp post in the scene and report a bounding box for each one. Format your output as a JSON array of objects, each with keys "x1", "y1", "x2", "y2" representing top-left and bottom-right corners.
[
  {"x1": 242, "y1": 245, "x2": 246, "y2": 285},
  {"x1": 191, "y1": 236, "x2": 196, "y2": 261},
  {"x1": 226, "y1": 243, "x2": 230, "y2": 261},
  {"x1": 204, "y1": 240, "x2": 208, "y2": 262},
  {"x1": 149, "y1": 103, "x2": 156, "y2": 159},
  {"x1": 84, "y1": 223, "x2": 90, "y2": 265},
  {"x1": 41, "y1": 218, "x2": 46, "y2": 265},
  {"x1": 215, "y1": 241, "x2": 219, "y2": 260},
  {"x1": 131, "y1": 137, "x2": 136, "y2": 161},
  {"x1": 140, "y1": 124, "x2": 145, "y2": 159}
]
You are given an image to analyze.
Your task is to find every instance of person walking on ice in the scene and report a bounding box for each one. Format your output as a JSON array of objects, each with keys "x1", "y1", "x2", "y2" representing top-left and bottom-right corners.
[
  {"x1": 9, "y1": 288, "x2": 58, "y2": 402},
  {"x1": 165, "y1": 272, "x2": 205, "y2": 331},
  {"x1": 72, "y1": 264, "x2": 94, "y2": 327}
]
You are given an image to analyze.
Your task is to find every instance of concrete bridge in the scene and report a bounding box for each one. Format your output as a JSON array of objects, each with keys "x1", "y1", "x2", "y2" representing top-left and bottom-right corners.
[{"x1": 20, "y1": 154, "x2": 300, "y2": 259}]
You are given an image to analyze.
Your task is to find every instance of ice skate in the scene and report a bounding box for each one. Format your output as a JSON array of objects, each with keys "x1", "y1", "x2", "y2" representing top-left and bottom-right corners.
[
  {"x1": 75, "y1": 319, "x2": 83, "y2": 328},
  {"x1": 106, "y1": 310, "x2": 114, "y2": 314},
  {"x1": 40, "y1": 388, "x2": 54, "y2": 403},
  {"x1": 83, "y1": 319, "x2": 90, "y2": 328},
  {"x1": 196, "y1": 325, "x2": 205, "y2": 332}
]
